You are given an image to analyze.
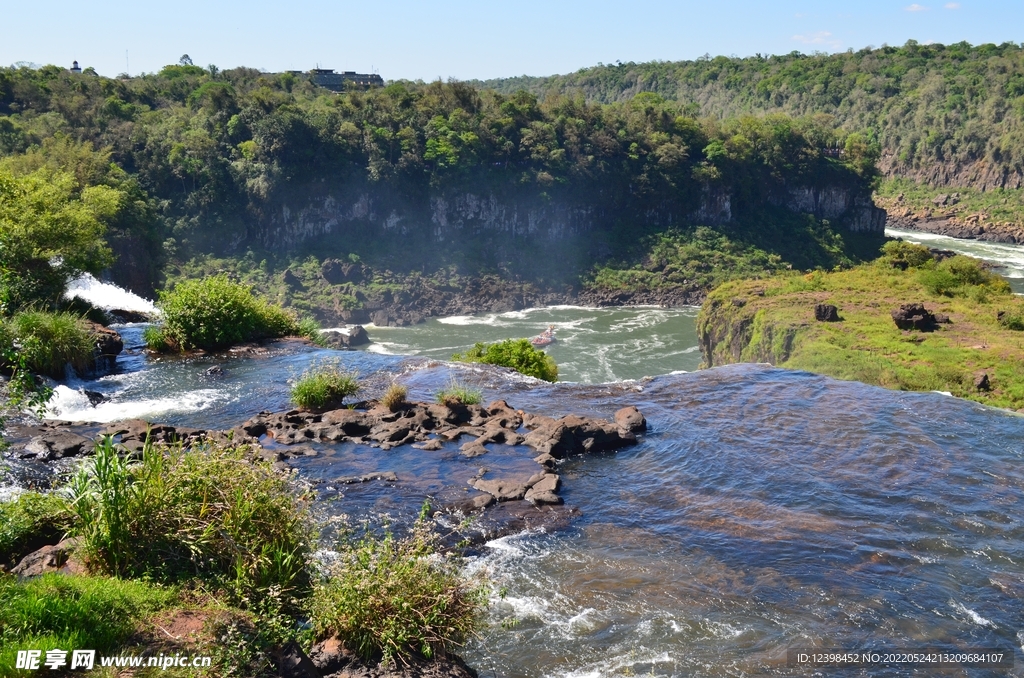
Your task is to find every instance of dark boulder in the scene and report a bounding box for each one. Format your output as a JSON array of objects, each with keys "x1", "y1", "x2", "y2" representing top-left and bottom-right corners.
[
  {"x1": 614, "y1": 406, "x2": 647, "y2": 432},
  {"x1": 891, "y1": 303, "x2": 938, "y2": 331},
  {"x1": 282, "y1": 268, "x2": 304, "y2": 290},
  {"x1": 12, "y1": 538, "x2": 86, "y2": 577},
  {"x1": 84, "y1": 321, "x2": 124, "y2": 360},
  {"x1": 814, "y1": 304, "x2": 840, "y2": 322},
  {"x1": 274, "y1": 641, "x2": 320, "y2": 678},
  {"x1": 347, "y1": 325, "x2": 370, "y2": 347},
  {"x1": 321, "y1": 260, "x2": 365, "y2": 285},
  {"x1": 974, "y1": 372, "x2": 991, "y2": 391}
]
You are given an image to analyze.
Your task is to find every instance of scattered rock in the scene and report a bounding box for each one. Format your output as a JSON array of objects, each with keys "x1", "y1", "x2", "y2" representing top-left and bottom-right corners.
[
  {"x1": 731, "y1": 298, "x2": 746, "y2": 308},
  {"x1": 614, "y1": 406, "x2": 647, "y2": 432},
  {"x1": 524, "y1": 489, "x2": 563, "y2": 506},
  {"x1": 107, "y1": 309, "x2": 151, "y2": 323},
  {"x1": 814, "y1": 304, "x2": 840, "y2": 322},
  {"x1": 21, "y1": 431, "x2": 93, "y2": 460},
  {"x1": 83, "y1": 389, "x2": 107, "y2": 406},
  {"x1": 891, "y1": 303, "x2": 938, "y2": 331},
  {"x1": 12, "y1": 538, "x2": 85, "y2": 577},
  {"x1": 934, "y1": 313, "x2": 951, "y2": 324},
  {"x1": 205, "y1": 365, "x2": 226, "y2": 377},
  {"x1": 471, "y1": 478, "x2": 529, "y2": 502},
  {"x1": 274, "y1": 641, "x2": 320, "y2": 678},
  {"x1": 336, "y1": 471, "x2": 398, "y2": 485}
]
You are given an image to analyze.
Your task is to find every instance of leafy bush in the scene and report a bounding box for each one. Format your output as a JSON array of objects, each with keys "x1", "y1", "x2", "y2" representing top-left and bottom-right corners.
[
  {"x1": 380, "y1": 382, "x2": 408, "y2": 411},
  {"x1": 291, "y1": 360, "x2": 360, "y2": 410},
  {"x1": 918, "y1": 255, "x2": 1011, "y2": 297},
  {"x1": 0, "y1": 491, "x2": 72, "y2": 568},
  {"x1": 67, "y1": 438, "x2": 314, "y2": 601},
  {"x1": 435, "y1": 378, "x2": 482, "y2": 406},
  {"x1": 9, "y1": 310, "x2": 95, "y2": 378},
  {"x1": 154, "y1": 275, "x2": 299, "y2": 351},
  {"x1": 297, "y1": 316, "x2": 326, "y2": 346},
  {"x1": 453, "y1": 338, "x2": 558, "y2": 382},
  {"x1": 879, "y1": 240, "x2": 933, "y2": 269},
  {"x1": 309, "y1": 514, "x2": 486, "y2": 662},
  {"x1": 999, "y1": 309, "x2": 1024, "y2": 331},
  {"x1": 0, "y1": 573, "x2": 174, "y2": 668}
]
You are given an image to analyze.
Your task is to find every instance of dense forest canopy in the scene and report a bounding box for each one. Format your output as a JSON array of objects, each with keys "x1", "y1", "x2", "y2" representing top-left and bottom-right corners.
[
  {"x1": 475, "y1": 41, "x2": 1024, "y2": 189},
  {"x1": 0, "y1": 61, "x2": 876, "y2": 299}
]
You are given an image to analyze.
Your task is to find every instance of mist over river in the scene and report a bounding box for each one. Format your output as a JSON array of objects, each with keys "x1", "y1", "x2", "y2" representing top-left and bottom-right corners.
[{"x1": 12, "y1": 233, "x2": 1024, "y2": 676}]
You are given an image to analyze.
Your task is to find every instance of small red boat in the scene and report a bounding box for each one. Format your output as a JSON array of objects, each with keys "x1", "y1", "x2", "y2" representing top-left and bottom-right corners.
[{"x1": 530, "y1": 326, "x2": 556, "y2": 347}]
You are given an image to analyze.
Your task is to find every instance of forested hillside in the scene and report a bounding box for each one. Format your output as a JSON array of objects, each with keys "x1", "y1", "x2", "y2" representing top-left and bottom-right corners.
[
  {"x1": 0, "y1": 62, "x2": 879, "y2": 301},
  {"x1": 476, "y1": 41, "x2": 1024, "y2": 190}
]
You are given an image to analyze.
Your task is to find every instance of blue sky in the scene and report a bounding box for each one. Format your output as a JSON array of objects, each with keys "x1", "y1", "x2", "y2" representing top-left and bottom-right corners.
[{"x1": 3, "y1": 0, "x2": 1021, "y2": 81}]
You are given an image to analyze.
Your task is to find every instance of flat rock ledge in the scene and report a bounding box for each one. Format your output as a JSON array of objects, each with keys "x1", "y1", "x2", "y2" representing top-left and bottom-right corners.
[{"x1": 11, "y1": 403, "x2": 647, "y2": 514}]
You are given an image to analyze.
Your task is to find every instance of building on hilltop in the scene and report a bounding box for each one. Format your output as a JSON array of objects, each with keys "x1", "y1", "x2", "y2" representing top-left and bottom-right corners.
[
  {"x1": 303, "y1": 68, "x2": 384, "y2": 91},
  {"x1": 70, "y1": 60, "x2": 81, "y2": 74}
]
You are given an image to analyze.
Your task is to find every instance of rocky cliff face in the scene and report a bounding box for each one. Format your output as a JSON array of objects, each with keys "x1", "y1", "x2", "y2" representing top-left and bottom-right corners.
[
  {"x1": 254, "y1": 179, "x2": 883, "y2": 253},
  {"x1": 878, "y1": 154, "x2": 1024, "y2": 192}
]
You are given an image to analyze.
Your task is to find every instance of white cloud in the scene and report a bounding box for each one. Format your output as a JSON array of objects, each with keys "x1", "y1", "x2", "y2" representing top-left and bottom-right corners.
[
  {"x1": 792, "y1": 30, "x2": 841, "y2": 48},
  {"x1": 905, "y1": 3, "x2": 929, "y2": 10},
  {"x1": 944, "y1": 2, "x2": 960, "y2": 8}
]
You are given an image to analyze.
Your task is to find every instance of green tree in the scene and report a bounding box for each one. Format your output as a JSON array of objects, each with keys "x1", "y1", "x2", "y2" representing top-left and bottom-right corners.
[{"x1": 0, "y1": 168, "x2": 115, "y2": 313}]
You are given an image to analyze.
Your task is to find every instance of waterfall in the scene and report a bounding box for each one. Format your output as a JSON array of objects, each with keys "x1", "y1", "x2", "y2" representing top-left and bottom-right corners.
[{"x1": 63, "y1": 273, "x2": 159, "y2": 315}]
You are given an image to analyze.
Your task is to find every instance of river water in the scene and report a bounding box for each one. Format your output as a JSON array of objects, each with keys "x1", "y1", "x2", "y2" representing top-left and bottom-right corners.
[{"x1": 17, "y1": 236, "x2": 1024, "y2": 676}]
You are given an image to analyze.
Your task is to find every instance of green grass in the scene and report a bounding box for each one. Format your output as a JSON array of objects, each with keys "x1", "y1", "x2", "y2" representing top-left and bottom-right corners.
[
  {"x1": 8, "y1": 311, "x2": 94, "y2": 379},
  {"x1": 0, "y1": 573, "x2": 175, "y2": 677},
  {"x1": 149, "y1": 275, "x2": 300, "y2": 352},
  {"x1": 290, "y1": 360, "x2": 360, "y2": 410},
  {"x1": 435, "y1": 378, "x2": 482, "y2": 406},
  {"x1": 0, "y1": 492, "x2": 72, "y2": 569},
  {"x1": 309, "y1": 513, "x2": 486, "y2": 662},
  {"x1": 452, "y1": 338, "x2": 558, "y2": 382},
  {"x1": 67, "y1": 438, "x2": 314, "y2": 603},
  {"x1": 698, "y1": 246, "x2": 1024, "y2": 409}
]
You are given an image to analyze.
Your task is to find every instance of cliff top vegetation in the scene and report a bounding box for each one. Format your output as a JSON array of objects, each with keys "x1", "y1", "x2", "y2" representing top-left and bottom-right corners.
[
  {"x1": 697, "y1": 243, "x2": 1024, "y2": 409},
  {"x1": 475, "y1": 40, "x2": 1024, "y2": 190}
]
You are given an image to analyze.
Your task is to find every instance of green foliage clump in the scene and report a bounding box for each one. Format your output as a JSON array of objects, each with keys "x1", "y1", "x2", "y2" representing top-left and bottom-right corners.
[
  {"x1": 291, "y1": 360, "x2": 360, "y2": 410},
  {"x1": 309, "y1": 514, "x2": 486, "y2": 662},
  {"x1": 917, "y1": 255, "x2": 1011, "y2": 298},
  {"x1": 998, "y1": 309, "x2": 1024, "y2": 331},
  {"x1": 435, "y1": 378, "x2": 482, "y2": 406},
  {"x1": 0, "y1": 167, "x2": 115, "y2": 314},
  {"x1": 0, "y1": 492, "x2": 72, "y2": 568},
  {"x1": 453, "y1": 338, "x2": 558, "y2": 382},
  {"x1": 67, "y1": 438, "x2": 314, "y2": 602},
  {"x1": 380, "y1": 382, "x2": 408, "y2": 411},
  {"x1": 296, "y1": 316, "x2": 325, "y2": 346},
  {"x1": 152, "y1": 275, "x2": 299, "y2": 351},
  {"x1": 878, "y1": 240, "x2": 934, "y2": 269},
  {"x1": 0, "y1": 573, "x2": 175, "y2": 669},
  {"x1": 9, "y1": 310, "x2": 95, "y2": 378}
]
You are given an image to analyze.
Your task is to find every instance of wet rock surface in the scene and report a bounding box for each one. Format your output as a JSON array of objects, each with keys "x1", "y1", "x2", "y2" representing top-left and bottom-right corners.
[{"x1": 4, "y1": 398, "x2": 645, "y2": 542}]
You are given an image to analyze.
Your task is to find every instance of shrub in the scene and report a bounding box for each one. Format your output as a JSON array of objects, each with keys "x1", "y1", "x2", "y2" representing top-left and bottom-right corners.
[
  {"x1": 67, "y1": 438, "x2": 314, "y2": 601},
  {"x1": 435, "y1": 378, "x2": 482, "y2": 406},
  {"x1": 452, "y1": 338, "x2": 558, "y2": 382},
  {"x1": 879, "y1": 240, "x2": 933, "y2": 269},
  {"x1": 297, "y1": 316, "x2": 326, "y2": 346},
  {"x1": 999, "y1": 309, "x2": 1024, "y2": 331},
  {"x1": 291, "y1": 360, "x2": 360, "y2": 410},
  {"x1": 309, "y1": 514, "x2": 486, "y2": 662},
  {"x1": 919, "y1": 255, "x2": 1011, "y2": 297},
  {"x1": 142, "y1": 324, "x2": 169, "y2": 351},
  {"x1": 155, "y1": 275, "x2": 299, "y2": 351},
  {"x1": 0, "y1": 491, "x2": 72, "y2": 568},
  {"x1": 9, "y1": 310, "x2": 95, "y2": 378},
  {"x1": 380, "y1": 382, "x2": 408, "y2": 411},
  {"x1": 0, "y1": 573, "x2": 175, "y2": 668}
]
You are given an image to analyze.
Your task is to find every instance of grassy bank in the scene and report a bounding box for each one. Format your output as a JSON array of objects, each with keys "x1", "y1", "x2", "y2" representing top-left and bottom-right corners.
[
  {"x1": 0, "y1": 439, "x2": 486, "y2": 676},
  {"x1": 697, "y1": 244, "x2": 1024, "y2": 409}
]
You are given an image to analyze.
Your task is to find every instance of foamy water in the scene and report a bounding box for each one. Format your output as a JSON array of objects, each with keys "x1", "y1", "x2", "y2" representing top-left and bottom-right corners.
[
  {"x1": 64, "y1": 273, "x2": 158, "y2": 314},
  {"x1": 887, "y1": 227, "x2": 1024, "y2": 281}
]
